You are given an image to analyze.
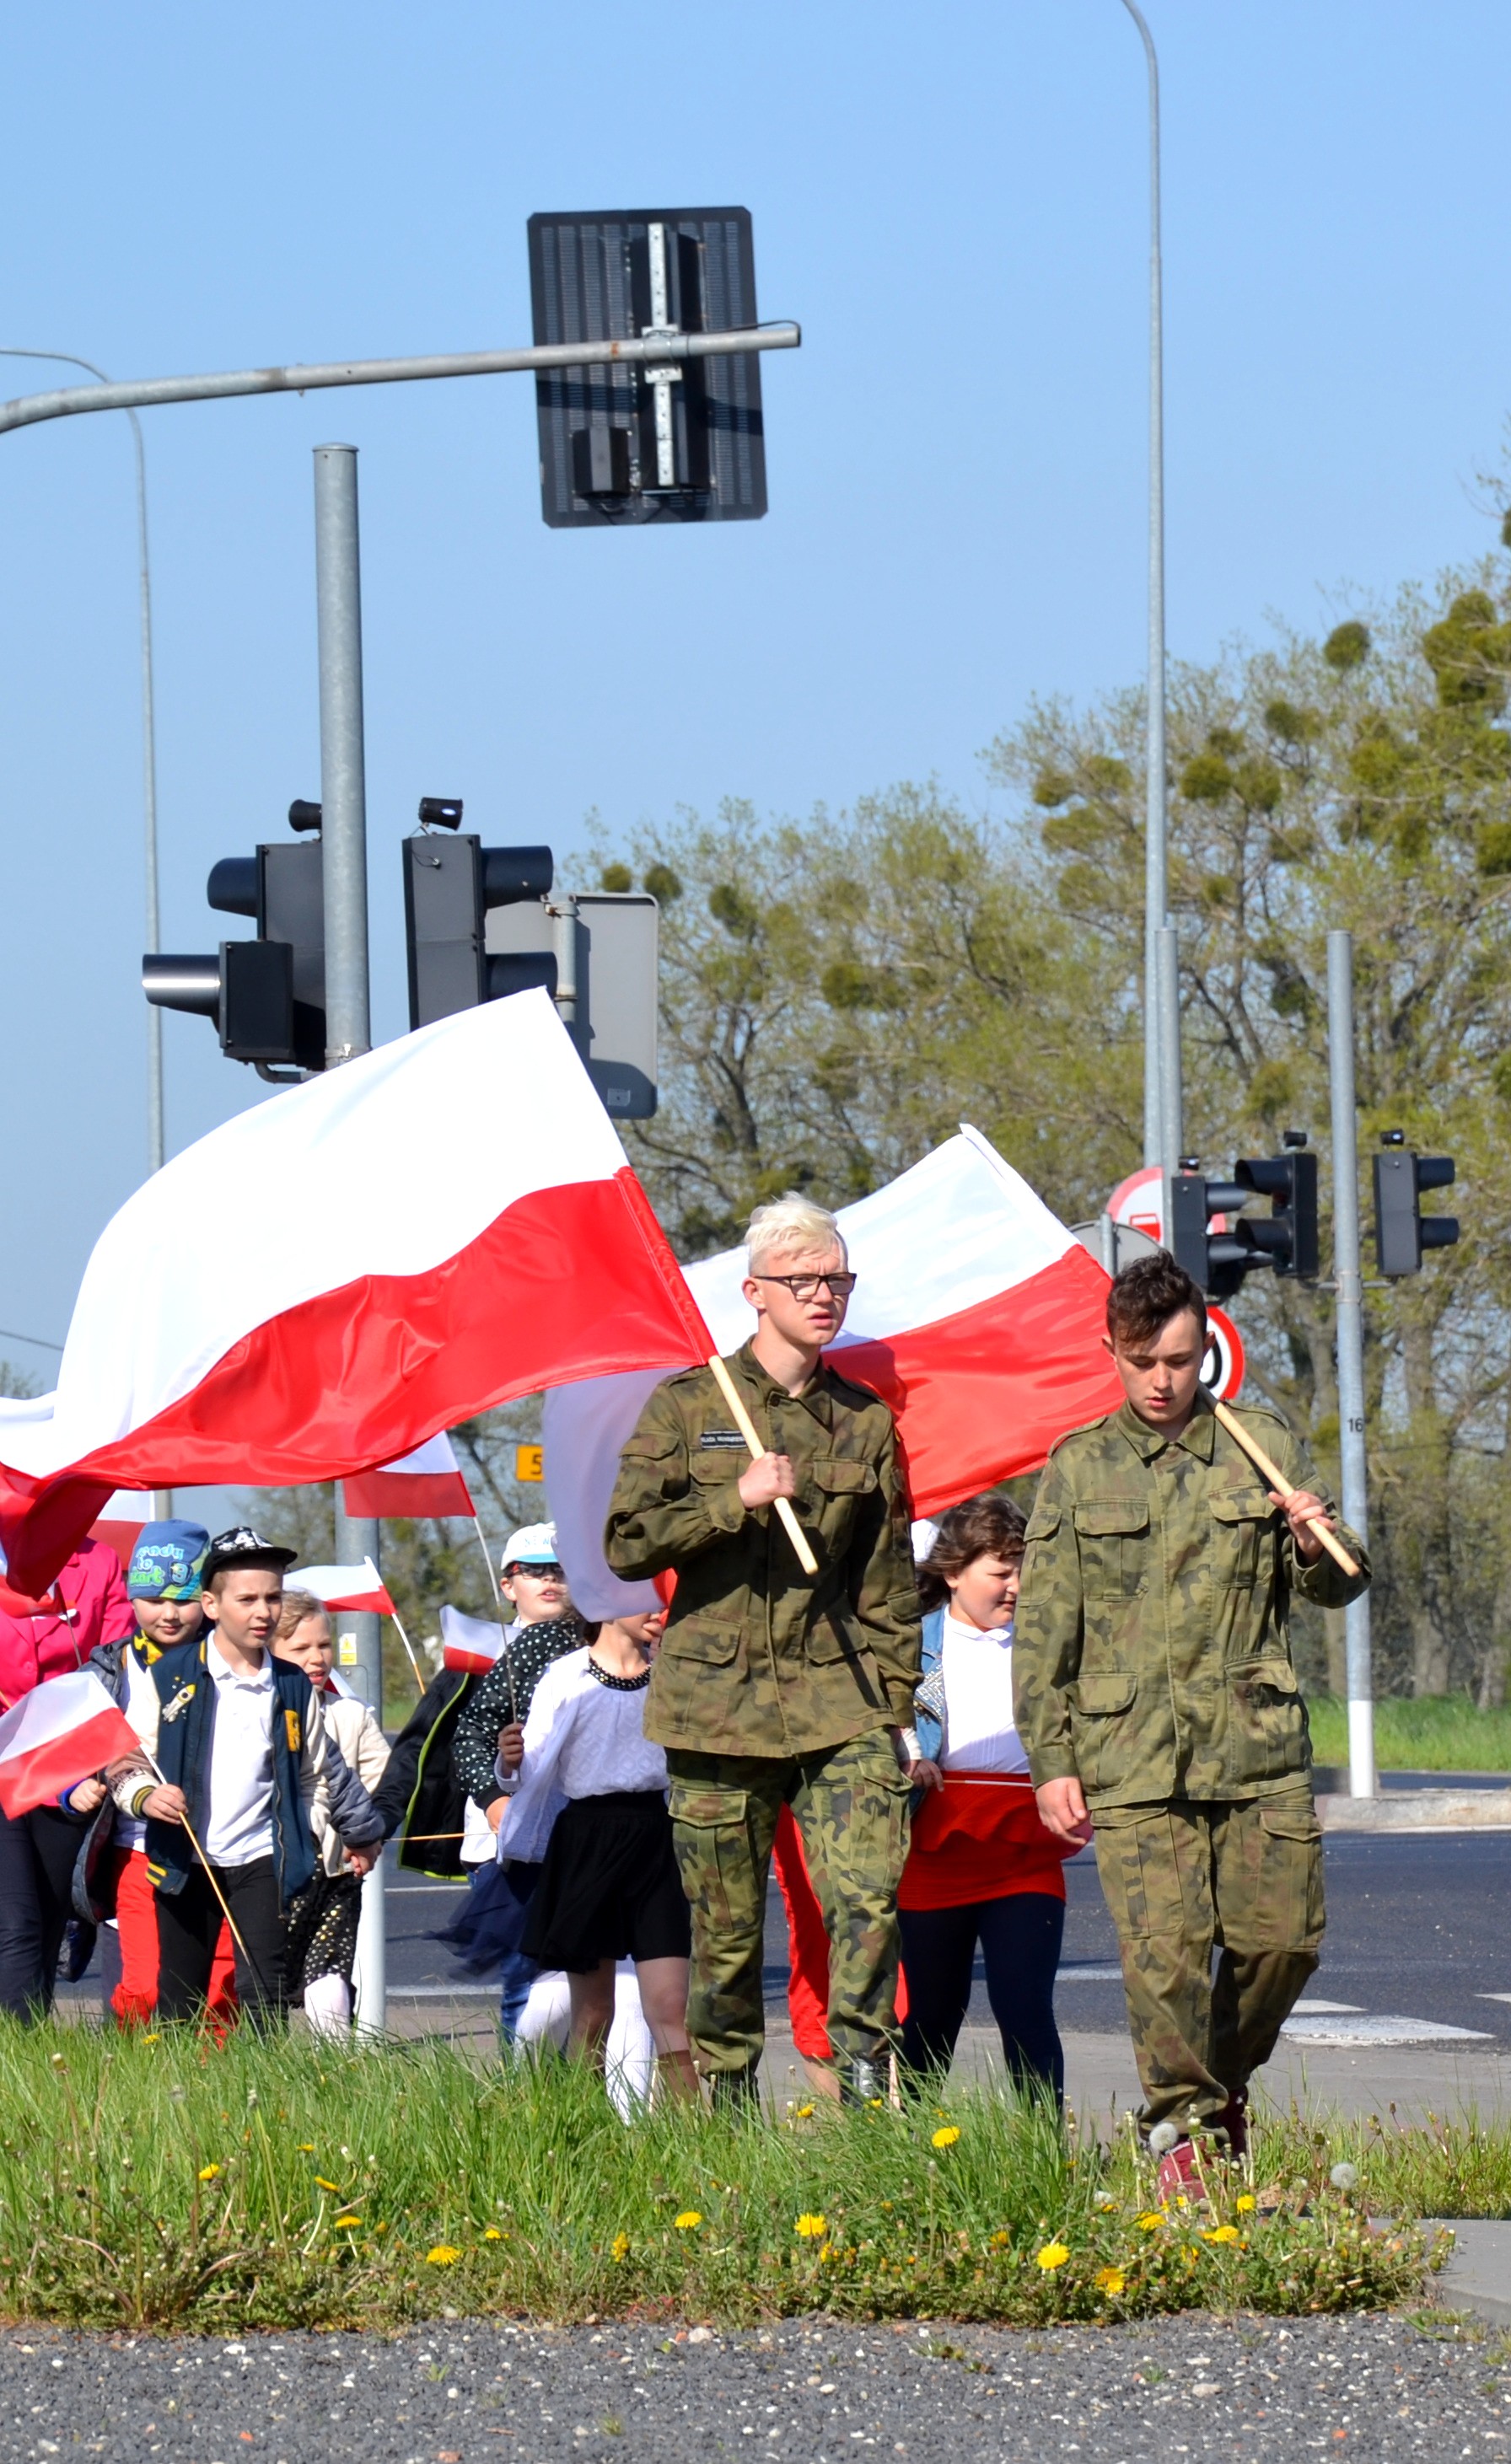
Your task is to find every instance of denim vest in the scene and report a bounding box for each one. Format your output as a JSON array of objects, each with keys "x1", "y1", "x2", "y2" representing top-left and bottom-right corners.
[{"x1": 143, "y1": 1635, "x2": 316, "y2": 1907}]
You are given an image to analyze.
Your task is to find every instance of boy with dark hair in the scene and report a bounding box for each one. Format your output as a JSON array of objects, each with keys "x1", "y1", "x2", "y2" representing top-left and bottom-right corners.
[
  {"x1": 1014, "y1": 1253, "x2": 1370, "y2": 2195},
  {"x1": 110, "y1": 1526, "x2": 363, "y2": 2024}
]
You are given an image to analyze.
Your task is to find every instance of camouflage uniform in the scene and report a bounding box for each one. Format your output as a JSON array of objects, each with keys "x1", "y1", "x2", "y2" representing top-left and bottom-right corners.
[
  {"x1": 1014, "y1": 1398, "x2": 1369, "y2": 2136},
  {"x1": 604, "y1": 1339, "x2": 922, "y2": 2095}
]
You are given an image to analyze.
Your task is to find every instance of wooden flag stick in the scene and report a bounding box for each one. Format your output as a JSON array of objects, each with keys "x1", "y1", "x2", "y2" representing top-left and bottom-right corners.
[
  {"x1": 142, "y1": 1750, "x2": 255, "y2": 1973},
  {"x1": 387, "y1": 1608, "x2": 427, "y2": 1698},
  {"x1": 471, "y1": 1515, "x2": 518, "y2": 1721},
  {"x1": 707, "y1": 1352, "x2": 820, "y2": 1578},
  {"x1": 1208, "y1": 1397, "x2": 1361, "y2": 1580}
]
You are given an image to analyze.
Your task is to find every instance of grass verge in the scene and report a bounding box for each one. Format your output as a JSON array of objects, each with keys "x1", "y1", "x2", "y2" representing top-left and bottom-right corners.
[
  {"x1": 0, "y1": 2021, "x2": 1470, "y2": 2332},
  {"x1": 1307, "y1": 1693, "x2": 1511, "y2": 1772}
]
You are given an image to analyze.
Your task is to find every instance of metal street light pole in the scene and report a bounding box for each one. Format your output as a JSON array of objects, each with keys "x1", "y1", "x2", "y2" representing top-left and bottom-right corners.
[
  {"x1": 0, "y1": 350, "x2": 164, "y2": 1179},
  {"x1": 1117, "y1": 2, "x2": 1179, "y2": 1178}
]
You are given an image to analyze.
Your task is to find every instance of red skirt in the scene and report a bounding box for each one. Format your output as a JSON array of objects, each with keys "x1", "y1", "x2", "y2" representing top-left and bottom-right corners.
[{"x1": 897, "y1": 1773, "x2": 1073, "y2": 1913}]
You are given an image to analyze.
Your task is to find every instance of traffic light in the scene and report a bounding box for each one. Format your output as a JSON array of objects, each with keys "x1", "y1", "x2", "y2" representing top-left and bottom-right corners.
[
  {"x1": 527, "y1": 209, "x2": 767, "y2": 527},
  {"x1": 1373, "y1": 1132, "x2": 1460, "y2": 1275},
  {"x1": 401, "y1": 798, "x2": 557, "y2": 1029},
  {"x1": 1169, "y1": 1134, "x2": 1320, "y2": 1299},
  {"x1": 142, "y1": 802, "x2": 326, "y2": 1077}
]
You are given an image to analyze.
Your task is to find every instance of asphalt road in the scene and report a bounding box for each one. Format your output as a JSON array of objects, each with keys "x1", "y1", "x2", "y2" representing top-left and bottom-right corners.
[
  {"x1": 370, "y1": 1828, "x2": 1511, "y2": 2048},
  {"x1": 0, "y1": 2311, "x2": 1501, "y2": 2462}
]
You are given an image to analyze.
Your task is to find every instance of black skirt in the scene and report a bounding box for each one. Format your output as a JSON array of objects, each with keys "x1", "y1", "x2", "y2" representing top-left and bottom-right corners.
[{"x1": 523, "y1": 1791, "x2": 691, "y2": 1974}]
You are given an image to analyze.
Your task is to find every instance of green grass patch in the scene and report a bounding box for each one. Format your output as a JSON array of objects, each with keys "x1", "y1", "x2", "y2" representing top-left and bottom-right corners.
[
  {"x1": 1307, "y1": 1693, "x2": 1511, "y2": 1773},
  {"x1": 0, "y1": 2021, "x2": 1464, "y2": 2332}
]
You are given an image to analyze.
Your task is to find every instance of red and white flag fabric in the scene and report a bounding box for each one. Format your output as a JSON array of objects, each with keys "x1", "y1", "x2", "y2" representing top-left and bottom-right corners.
[
  {"x1": 288, "y1": 1557, "x2": 395, "y2": 1616},
  {"x1": 0, "y1": 991, "x2": 711, "y2": 1597},
  {"x1": 341, "y1": 1431, "x2": 474, "y2": 1521},
  {"x1": 545, "y1": 1125, "x2": 1121, "y2": 1618},
  {"x1": 0, "y1": 1668, "x2": 140, "y2": 1818},
  {"x1": 89, "y1": 1489, "x2": 151, "y2": 1573},
  {"x1": 439, "y1": 1604, "x2": 507, "y2": 1674}
]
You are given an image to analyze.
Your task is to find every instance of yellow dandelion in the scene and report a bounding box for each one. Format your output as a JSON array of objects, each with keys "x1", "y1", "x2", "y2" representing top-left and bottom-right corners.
[
  {"x1": 426, "y1": 2244, "x2": 460, "y2": 2266},
  {"x1": 794, "y1": 2213, "x2": 828, "y2": 2239},
  {"x1": 1035, "y1": 2241, "x2": 1071, "y2": 2271},
  {"x1": 333, "y1": 2214, "x2": 363, "y2": 2230},
  {"x1": 297, "y1": 2143, "x2": 314, "y2": 2153},
  {"x1": 142, "y1": 2032, "x2": 160, "y2": 2044},
  {"x1": 988, "y1": 2230, "x2": 1012, "y2": 2250},
  {"x1": 1094, "y1": 2266, "x2": 1126, "y2": 2296},
  {"x1": 675, "y1": 2210, "x2": 703, "y2": 2231},
  {"x1": 196, "y1": 2163, "x2": 221, "y2": 2182},
  {"x1": 483, "y1": 2226, "x2": 503, "y2": 2241},
  {"x1": 1202, "y1": 2224, "x2": 1239, "y2": 2245},
  {"x1": 315, "y1": 2177, "x2": 341, "y2": 2193},
  {"x1": 795, "y1": 2103, "x2": 815, "y2": 2119},
  {"x1": 1135, "y1": 2212, "x2": 1165, "y2": 2231},
  {"x1": 932, "y1": 2125, "x2": 961, "y2": 2149},
  {"x1": 1235, "y1": 2193, "x2": 1256, "y2": 2213},
  {"x1": 610, "y1": 2231, "x2": 630, "y2": 2263}
]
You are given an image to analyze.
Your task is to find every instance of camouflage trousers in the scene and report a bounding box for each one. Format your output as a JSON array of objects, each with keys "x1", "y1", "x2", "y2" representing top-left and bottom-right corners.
[
  {"x1": 1092, "y1": 1792, "x2": 1324, "y2": 2136},
  {"x1": 665, "y1": 1728, "x2": 911, "y2": 2087}
]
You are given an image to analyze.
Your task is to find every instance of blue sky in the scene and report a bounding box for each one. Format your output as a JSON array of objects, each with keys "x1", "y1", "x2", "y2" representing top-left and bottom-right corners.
[{"x1": 2, "y1": 0, "x2": 1509, "y2": 1382}]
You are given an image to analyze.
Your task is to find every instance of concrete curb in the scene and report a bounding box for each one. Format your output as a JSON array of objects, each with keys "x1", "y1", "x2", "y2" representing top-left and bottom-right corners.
[
  {"x1": 1428, "y1": 2219, "x2": 1511, "y2": 2326},
  {"x1": 1317, "y1": 1790, "x2": 1511, "y2": 1832}
]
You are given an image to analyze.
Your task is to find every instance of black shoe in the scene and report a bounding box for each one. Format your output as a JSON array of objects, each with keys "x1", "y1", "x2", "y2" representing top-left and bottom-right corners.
[
  {"x1": 710, "y1": 2067, "x2": 761, "y2": 2116},
  {"x1": 62, "y1": 1919, "x2": 98, "y2": 1984},
  {"x1": 839, "y1": 2055, "x2": 885, "y2": 2107}
]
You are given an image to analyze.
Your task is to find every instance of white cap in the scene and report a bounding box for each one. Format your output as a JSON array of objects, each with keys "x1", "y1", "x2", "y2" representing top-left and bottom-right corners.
[
  {"x1": 500, "y1": 1521, "x2": 561, "y2": 1570},
  {"x1": 911, "y1": 1517, "x2": 940, "y2": 1565}
]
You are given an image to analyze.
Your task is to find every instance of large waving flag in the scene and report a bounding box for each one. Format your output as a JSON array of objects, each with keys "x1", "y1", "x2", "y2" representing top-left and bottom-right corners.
[
  {"x1": 546, "y1": 1125, "x2": 1121, "y2": 1618},
  {"x1": 0, "y1": 992, "x2": 710, "y2": 1597}
]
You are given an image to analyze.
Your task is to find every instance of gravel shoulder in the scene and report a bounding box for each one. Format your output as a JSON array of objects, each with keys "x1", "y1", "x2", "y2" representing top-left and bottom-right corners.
[{"x1": 4, "y1": 2307, "x2": 1507, "y2": 2462}]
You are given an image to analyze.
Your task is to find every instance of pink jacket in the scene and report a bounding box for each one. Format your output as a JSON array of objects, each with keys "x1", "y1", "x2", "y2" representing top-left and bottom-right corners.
[{"x1": 0, "y1": 1538, "x2": 137, "y2": 1707}]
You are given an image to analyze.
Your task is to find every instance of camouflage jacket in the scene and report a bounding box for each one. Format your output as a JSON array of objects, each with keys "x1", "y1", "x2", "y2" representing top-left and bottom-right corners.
[
  {"x1": 604, "y1": 1340, "x2": 922, "y2": 1758},
  {"x1": 1013, "y1": 1398, "x2": 1370, "y2": 1807}
]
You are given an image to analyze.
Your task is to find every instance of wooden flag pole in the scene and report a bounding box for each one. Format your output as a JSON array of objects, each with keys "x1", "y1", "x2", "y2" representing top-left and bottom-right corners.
[
  {"x1": 471, "y1": 1516, "x2": 518, "y2": 1721},
  {"x1": 1208, "y1": 1397, "x2": 1361, "y2": 1581},
  {"x1": 386, "y1": 1608, "x2": 427, "y2": 1697},
  {"x1": 141, "y1": 1750, "x2": 255, "y2": 1971},
  {"x1": 707, "y1": 1353, "x2": 819, "y2": 1578}
]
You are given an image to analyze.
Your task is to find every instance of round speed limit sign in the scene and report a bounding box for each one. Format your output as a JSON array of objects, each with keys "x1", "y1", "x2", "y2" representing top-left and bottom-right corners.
[{"x1": 1200, "y1": 1306, "x2": 1246, "y2": 1402}]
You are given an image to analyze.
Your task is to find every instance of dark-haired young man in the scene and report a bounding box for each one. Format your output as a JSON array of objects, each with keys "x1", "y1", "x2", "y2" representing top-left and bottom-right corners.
[{"x1": 1014, "y1": 1254, "x2": 1369, "y2": 2196}]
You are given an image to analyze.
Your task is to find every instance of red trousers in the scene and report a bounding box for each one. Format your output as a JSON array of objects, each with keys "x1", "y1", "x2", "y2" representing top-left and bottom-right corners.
[
  {"x1": 108, "y1": 1845, "x2": 239, "y2": 2032},
  {"x1": 772, "y1": 1803, "x2": 908, "y2": 2061}
]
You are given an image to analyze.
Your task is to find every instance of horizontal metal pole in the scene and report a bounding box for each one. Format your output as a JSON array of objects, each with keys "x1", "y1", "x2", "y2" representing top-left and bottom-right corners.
[{"x1": 0, "y1": 323, "x2": 801, "y2": 437}]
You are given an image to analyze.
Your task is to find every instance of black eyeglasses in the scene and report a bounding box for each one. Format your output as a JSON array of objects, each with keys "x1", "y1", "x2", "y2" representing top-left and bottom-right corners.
[
  {"x1": 508, "y1": 1564, "x2": 564, "y2": 1581},
  {"x1": 751, "y1": 1271, "x2": 858, "y2": 1301}
]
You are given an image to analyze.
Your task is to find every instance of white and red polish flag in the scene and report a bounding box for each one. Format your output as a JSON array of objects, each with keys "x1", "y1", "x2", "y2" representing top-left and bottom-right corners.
[
  {"x1": 0, "y1": 991, "x2": 712, "y2": 1599},
  {"x1": 289, "y1": 1558, "x2": 396, "y2": 1616},
  {"x1": 341, "y1": 1431, "x2": 474, "y2": 1521},
  {"x1": 546, "y1": 1125, "x2": 1122, "y2": 1618},
  {"x1": 0, "y1": 1668, "x2": 139, "y2": 1817},
  {"x1": 439, "y1": 1604, "x2": 507, "y2": 1674}
]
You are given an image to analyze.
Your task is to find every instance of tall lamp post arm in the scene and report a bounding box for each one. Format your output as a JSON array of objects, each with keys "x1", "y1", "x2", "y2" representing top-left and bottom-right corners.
[{"x1": 1117, "y1": 1, "x2": 1175, "y2": 1176}]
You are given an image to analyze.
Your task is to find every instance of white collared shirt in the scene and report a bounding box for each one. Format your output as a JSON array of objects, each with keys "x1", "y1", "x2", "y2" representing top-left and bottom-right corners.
[
  {"x1": 938, "y1": 1613, "x2": 1030, "y2": 1774},
  {"x1": 202, "y1": 1637, "x2": 277, "y2": 1866}
]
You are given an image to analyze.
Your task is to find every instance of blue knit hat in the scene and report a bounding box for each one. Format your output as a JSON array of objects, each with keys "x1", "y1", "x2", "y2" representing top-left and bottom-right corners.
[{"x1": 127, "y1": 1519, "x2": 212, "y2": 1601}]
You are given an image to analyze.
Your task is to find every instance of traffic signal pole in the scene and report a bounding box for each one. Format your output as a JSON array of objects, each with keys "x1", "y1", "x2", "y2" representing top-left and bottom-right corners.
[
  {"x1": 313, "y1": 441, "x2": 386, "y2": 2028},
  {"x1": 1326, "y1": 929, "x2": 1374, "y2": 1799}
]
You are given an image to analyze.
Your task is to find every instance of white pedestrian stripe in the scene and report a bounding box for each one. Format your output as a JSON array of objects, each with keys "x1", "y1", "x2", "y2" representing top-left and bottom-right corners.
[
  {"x1": 1282, "y1": 2012, "x2": 1492, "y2": 2046},
  {"x1": 1292, "y1": 1999, "x2": 1364, "y2": 2014},
  {"x1": 1055, "y1": 1964, "x2": 1124, "y2": 1981}
]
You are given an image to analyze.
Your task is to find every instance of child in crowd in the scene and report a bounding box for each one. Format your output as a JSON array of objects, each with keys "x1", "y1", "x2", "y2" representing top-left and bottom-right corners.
[
  {"x1": 272, "y1": 1590, "x2": 390, "y2": 2034},
  {"x1": 446, "y1": 1522, "x2": 582, "y2": 2034},
  {"x1": 79, "y1": 1520, "x2": 237, "y2": 2031},
  {"x1": 496, "y1": 1606, "x2": 696, "y2": 2102},
  {"x1": 110, "y1": 1527, "x2": 363, "y2": 2025},
  {"x1": 898, "y1": 1496, "x2": 1072, "y2": 2100}
]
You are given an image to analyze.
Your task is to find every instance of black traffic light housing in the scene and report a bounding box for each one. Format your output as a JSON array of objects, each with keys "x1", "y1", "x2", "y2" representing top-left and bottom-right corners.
[
  {"x1": 143, "y1": 803, "x2": 327, "y2": 1076},
  {"x1": 1373, "y1": 1132, "x2": 1460, "y2": 1275},
  {"x1": 402, "y1": 798, "x2": 557, "y2": 1029},
  {"x1": 1169, "y1": 1134, "x2": 1320, "y2": 1299}
]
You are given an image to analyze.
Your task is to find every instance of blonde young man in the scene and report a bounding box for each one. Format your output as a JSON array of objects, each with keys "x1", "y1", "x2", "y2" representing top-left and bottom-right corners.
[{"x1": 605, "y1": 1194, "x2": 922, "y2": 2106}]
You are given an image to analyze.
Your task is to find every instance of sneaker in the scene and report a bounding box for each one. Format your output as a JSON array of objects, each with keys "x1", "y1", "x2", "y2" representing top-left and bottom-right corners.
[{"x1": 1154, "y1": 2134, "x2": 1203, "y2": 2205}]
